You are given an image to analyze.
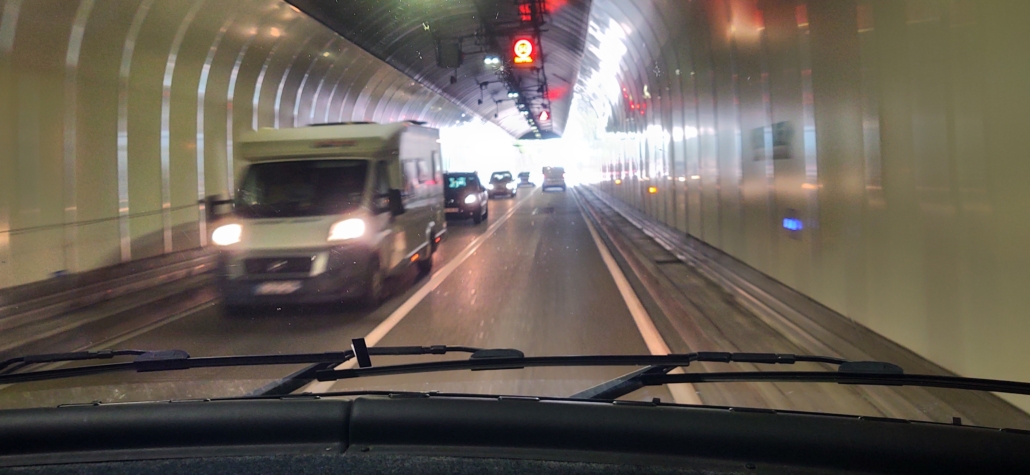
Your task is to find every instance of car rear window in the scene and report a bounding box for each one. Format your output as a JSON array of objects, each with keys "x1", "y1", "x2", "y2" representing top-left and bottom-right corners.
[{"x1": 446, "y1": 176, "x2": 475, "y2": 189}]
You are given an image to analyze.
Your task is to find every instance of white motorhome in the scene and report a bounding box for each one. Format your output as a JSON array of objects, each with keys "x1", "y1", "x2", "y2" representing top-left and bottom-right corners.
[{"x1": 211, "y1": 122, "x2": 445, "y2": 310}]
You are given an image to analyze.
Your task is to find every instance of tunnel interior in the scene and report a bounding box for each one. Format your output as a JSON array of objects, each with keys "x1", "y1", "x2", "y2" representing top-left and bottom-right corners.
[{"x1": 1, "y1": 0, "x2": 1030, "y2": 415}]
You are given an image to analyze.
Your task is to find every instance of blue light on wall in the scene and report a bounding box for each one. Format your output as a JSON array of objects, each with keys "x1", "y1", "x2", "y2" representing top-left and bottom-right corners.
[{"x1": 782, "y1": 218, "x2": 804, "y2": 232}]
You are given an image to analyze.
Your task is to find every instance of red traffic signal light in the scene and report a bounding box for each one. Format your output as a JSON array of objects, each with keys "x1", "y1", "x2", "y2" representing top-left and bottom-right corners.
[{"x1": 513, "y1": 38, "x2": 536, "y2": 66}]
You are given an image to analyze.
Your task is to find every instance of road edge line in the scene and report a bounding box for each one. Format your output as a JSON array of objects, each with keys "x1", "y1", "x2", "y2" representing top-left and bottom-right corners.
[{"x1": 574, "y1": 188, "x2": 702, "y2": 405}]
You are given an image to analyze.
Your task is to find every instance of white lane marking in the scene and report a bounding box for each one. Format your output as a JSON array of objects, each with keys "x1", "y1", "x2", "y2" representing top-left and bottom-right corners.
[
  {"x1": 575, "y1": 190, "x2": 703, "y2": 405},
  {"x1": 302, "y1": 189, "x2": 537, "y2": 393}
]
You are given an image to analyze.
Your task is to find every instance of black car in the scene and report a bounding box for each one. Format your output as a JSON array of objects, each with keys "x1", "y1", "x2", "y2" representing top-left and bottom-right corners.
[
  {"x1": 517, "y1": 171, "x2": 535, "y2": 187},
  {"x1": 444, "y1": 173, "x2": 489, "y2": 224},
  {"x1": 488, "y1": 171, "x2": 517, "y2": 198}
]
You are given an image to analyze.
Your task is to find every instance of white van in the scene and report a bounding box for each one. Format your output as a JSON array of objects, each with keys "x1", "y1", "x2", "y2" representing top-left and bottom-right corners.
[{"x1": 212, "y1": 122, "x2": 445, "y2": 310}]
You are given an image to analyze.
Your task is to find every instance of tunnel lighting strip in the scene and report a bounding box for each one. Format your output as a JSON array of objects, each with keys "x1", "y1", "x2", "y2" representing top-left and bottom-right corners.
[
  {"x1": 196, "y1": 13, "x2": 238, "y2": 246},
  {"x1": 292, "y1": 37, "x2": 337, "y2": 125},
  {"x1": 62, "y1": 0, "x2": 95, "y2": 273},
  {"x1": 0, "y1": 0, "x2": 21, "y2": 56},
  {"x1": 323, "y1": 48, "x2": 358, "y2": 123},
  {"x1": 161, "y1": 0, "x2": 206, "y2": 255},
  {"x1": 273, "y1": 32, "x2": 318, "y2": 129},
  {"x1": 254, "y1": 27, "x2": 307, "y2": 130},
  {"x1": 309, "y1": 45, "x2": 349, "y2": 124},
  {"x1": 116, "y1": 0, "x2": 156, "y2": 263},
  {"x1": 225, "y1": 27, "x2": 258, "y2": 194}
]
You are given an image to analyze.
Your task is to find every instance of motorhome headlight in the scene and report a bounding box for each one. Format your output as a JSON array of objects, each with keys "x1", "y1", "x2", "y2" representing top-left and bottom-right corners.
[
  {"x1": 328, "y1": 218, "x2": 366, "y2": 241},
  {"x1": 464, "y1": 194, "x2": 479, "y2": 204},
  {"x1": 212, "y1": 224, "x2": 242, "y2": 246}
]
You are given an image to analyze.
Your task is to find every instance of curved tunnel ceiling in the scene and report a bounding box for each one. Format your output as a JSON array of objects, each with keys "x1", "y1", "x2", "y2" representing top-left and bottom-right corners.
[{"x1": 286, "y1": 0, "x2": 592, "y2": 139}]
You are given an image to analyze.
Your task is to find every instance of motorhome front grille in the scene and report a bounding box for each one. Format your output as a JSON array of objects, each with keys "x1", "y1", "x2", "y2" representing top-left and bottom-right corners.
[{"x1": 244, "y1": 257, "x2": 314, "y2": 275}]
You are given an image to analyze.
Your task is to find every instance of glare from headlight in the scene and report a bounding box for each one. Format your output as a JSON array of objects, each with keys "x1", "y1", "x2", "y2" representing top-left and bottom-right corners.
[
  {"x1": 328, "y1": 218, "x2": 366, "y2": 241},
  {"x1": 505, "y1": 182, "x2": 516, "y2": 189},
  {"x1": 212, "y1": 224, "x2": 242, "y2": 246},
  {"x1": 464, "y1": 194, "x2": 478, "y2": 204}
]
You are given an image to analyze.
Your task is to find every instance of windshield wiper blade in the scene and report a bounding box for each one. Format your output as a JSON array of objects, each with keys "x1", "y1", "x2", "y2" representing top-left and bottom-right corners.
[
  {"x1": 0, "y1": 342, "x2": 485, "y2": 386},
  {"x1": 636, "y1": 370, "x2": 1030, "y2": 397},
  {"x1": 0, "y1": 350, "x2": 149, "y2": 373},
  {"x1": 570, "y1": 358, "x2": 900, "y2": 401},
  {"x1": 315, "y1": 351, "x2": 850, "y2": 381}
]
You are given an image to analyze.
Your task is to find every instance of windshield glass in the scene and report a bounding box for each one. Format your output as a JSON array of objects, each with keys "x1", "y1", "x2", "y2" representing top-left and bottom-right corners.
[
  {"x1": 235, "y1": 160, "x2": 367, "y2": 218},
  {"x1": 4, "y1": 0, "x2": 1030, "y2": 434}
]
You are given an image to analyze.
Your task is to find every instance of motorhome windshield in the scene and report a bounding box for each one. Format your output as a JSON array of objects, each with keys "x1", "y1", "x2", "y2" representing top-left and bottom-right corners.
[{"x1": 235, "y1": 160, "x2": 368, "y2": 218}]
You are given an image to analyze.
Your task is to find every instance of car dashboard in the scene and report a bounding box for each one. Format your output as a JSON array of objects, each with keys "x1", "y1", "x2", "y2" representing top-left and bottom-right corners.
[{"x1": 1, "y1": 394, "x2": 1027, "y2": 474}]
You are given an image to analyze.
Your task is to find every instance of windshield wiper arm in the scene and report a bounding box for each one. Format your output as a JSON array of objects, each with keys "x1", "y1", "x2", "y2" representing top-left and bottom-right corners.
[{"x1": 570, "y1": 365, "x2": 675, "y2": 400}]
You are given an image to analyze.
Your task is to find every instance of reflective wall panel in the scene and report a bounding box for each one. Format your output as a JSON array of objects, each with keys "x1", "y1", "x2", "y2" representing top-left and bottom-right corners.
[{"x1": 573, "y1": 0, "x2": 1030, "y2": 411}]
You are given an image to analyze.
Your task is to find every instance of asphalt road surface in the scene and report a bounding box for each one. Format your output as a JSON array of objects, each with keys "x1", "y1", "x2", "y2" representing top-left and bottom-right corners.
[{"x1": 0, "y1": 187, "x2": 675, "y2": 408}]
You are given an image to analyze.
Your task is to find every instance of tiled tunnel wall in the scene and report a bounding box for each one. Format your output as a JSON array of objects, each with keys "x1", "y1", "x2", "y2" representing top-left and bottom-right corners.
[
  {"x1": 0, "y1": 0, "x2": 473, "y2": 288},
  {"x1": 579, "y1": 0, "x2": 1030, "y2": 410}
]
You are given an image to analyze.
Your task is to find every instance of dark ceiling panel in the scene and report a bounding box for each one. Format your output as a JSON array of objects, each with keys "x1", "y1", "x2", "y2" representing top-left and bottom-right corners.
[{"x1": 287, "y1": 0, "x2": 592, "y2": 138}]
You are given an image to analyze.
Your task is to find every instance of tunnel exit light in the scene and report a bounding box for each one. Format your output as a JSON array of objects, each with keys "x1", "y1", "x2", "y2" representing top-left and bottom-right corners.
[
  {"x1": 513, "y1": 38, "x2": 535, "y2": 65},
  {"x1": 782, "y1": 218, "x2": 804, "y2": 231}
]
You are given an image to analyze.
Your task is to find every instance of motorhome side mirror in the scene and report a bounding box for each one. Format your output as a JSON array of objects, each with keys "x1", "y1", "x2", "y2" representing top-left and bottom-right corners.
[{"x1": 388, "y1": 189, "x2": 405, "y2": 216}]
